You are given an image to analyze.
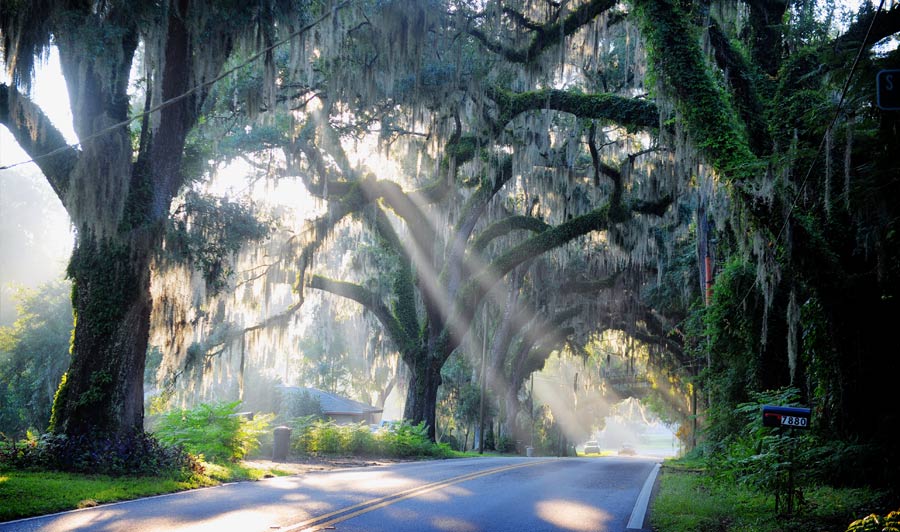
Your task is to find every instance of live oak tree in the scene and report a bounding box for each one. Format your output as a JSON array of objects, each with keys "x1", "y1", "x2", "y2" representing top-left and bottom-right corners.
[
  {"x1": 0, "y1": 0, "x2": 314, "y2": 439},
  {"x1": 227, "y1": 0, "x2": 676, "y2": 441},
  {"x1": 5, "y1": 0, "x2": 899, "y2": 492},
  {"x1": 266, "y1": 0, "x2": 900, "y2": 483}
]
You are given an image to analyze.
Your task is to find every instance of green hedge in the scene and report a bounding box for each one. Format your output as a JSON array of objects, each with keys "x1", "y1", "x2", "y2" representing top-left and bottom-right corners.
[{"x1": 289, "y1": 418, "x2": 452, "y2": 458}]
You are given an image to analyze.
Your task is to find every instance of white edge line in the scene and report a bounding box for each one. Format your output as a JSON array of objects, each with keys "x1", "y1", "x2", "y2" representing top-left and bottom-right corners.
[{"x1": 626, "y1": 462, "x2": 661, "y2": 530}]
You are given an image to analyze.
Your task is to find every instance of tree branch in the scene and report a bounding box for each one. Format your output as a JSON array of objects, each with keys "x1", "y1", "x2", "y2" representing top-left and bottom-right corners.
[
  {"x1": 490, "y1": 87, "x2": 658, "y2": 130},
  {"x1": 309, "y1": 275, "x2": 413, "y2": 350},
  {"x1": 0, "y1": 83, "x2": 78, "y2": 200},
  {"x1": 471, "y1": 215, "x2": 551, "y2": 253},
  {"x1": 469, "y1": 0, "x2": 618, "y2": 64}
]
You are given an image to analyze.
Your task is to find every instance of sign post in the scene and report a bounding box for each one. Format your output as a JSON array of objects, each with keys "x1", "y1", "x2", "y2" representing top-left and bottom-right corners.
[
  {"x1": 762, "y1": 405, "x2": 811, "y2": 516},
  {"x1": 877, "y1": 69, "x2": 900, "y2": 111}
]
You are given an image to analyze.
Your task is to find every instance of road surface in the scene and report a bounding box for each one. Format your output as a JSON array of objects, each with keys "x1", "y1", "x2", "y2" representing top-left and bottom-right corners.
[{"x1": 1, "y1": 456, "x2": 661, "y2": 532}]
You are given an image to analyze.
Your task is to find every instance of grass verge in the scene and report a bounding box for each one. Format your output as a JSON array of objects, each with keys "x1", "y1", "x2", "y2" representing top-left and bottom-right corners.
[
  {"x1": 0, "y1": 461, "x2": 292, "y2": 522},
  {"x1": 650, "y1": 460, "x2": 893, "y2": 532}
]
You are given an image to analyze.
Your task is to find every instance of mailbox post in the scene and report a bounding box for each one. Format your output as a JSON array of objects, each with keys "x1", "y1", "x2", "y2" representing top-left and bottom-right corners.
[
  {"x1": 762, "y1": 405, "x2": 811, "y2": 516},
  {"x1": 762, "y1": 405, "x2": 811, "y2": 429}
]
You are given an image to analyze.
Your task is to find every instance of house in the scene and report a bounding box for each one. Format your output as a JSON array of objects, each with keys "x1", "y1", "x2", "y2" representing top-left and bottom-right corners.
[{"x1": 278, "y1": 386, "x2": 383, "y2": 425}]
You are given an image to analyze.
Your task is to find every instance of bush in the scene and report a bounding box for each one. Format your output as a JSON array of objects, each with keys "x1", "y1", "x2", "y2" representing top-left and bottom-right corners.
[
  {"x1": 153, "y1": 401, "x2": 274, "y2": 462},
  {"x1": 378, "y1": 421, "x2": 437, "y2": 457},
  {"x1": 288, "y1": 419, "x2": 452, "y2": 458},
  {"x1": 0, "y1": 431, "x2": 200, "y2": 477},
  {"x1": 343, "y1": 422, "x2": 378, "y2": 455},
  {"x1": 846, "y1": 509, "x2": 900, "y2": 532},
  {"x1": 495, "y1": 435, "x2": 517, "y2": 453}
]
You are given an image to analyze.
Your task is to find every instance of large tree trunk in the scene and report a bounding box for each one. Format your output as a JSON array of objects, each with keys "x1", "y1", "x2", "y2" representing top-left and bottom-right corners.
[
  {"x1": 502, "y1": 385, "x2": 522, "y2": 445},
  {"x1": 402, "y1": 356, "x2": 442, "y2": 441},
  {"x1": 38, "y1": 1, "x2": 228, "y2": 439},
  {"x1": 49, "y1": 232, "x2": 155, "y2": 437}
]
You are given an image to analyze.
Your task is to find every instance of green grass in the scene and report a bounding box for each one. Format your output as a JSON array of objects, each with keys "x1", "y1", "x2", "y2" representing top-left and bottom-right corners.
[
  {"x1": 650, "y1": 460, "x2": 893, "y2": 532},
  {"x1": 0, "y1": 469, "x2": 210, "y2": 522},
  {"x1": 0, "y1": 461, "x2": 294, "y2": 522}
]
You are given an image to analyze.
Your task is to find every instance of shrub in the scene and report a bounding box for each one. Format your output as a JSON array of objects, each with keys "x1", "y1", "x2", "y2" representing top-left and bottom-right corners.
[
  {"x1": 289, "y1": 415, "x2": 320, "y2": 455},
  {"x1": 288, "y1": 419, "x2": 452, "y2": 458},
  {"x1": 153, "y1": 401, "x2": 274, "y2": 462},
  {"x1": 281, "y1": 390, "x2": 324, "y2": 419},
  {"x1": 496, "y1": 435, "x2": 517, "y2": 453},
  {"x1": 378, "y1": 420, "x2": 434, "y2": 457},
  {"x1": 846, "y1": 509, "x2": 900, "y2": 532},
  {"x1": 0, "y1": 431, "x2": 200, "y2": 477},
  {"x1": 307, "y1": 419, "x2": 342, "y2": 454},
  {"x1": 343, "y1": 422, "x2": 377, "y2": 455}
]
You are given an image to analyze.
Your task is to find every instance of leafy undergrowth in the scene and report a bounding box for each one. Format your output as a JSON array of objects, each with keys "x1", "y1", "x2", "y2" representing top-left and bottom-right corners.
[
  {"x1": 650, "y1": 461, "x2": 894, "y2": 532},
  {"x1": 0, "y1": 461, "x2": 291, "y2": 522}
]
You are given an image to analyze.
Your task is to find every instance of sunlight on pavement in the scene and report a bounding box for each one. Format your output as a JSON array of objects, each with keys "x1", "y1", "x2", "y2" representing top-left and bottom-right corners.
[
  {"x1": 535, "y1": 499, "x2": 613, "y2": 531},
  {"x1": 302, "y1": 470, "x2": 413, "y2": 493},
  {"x1": 430, "y1": 515, "x2": 479, "y2": 531},
  {"x1": 414, "y1": 483, "x2": 473, "y2": 502}
]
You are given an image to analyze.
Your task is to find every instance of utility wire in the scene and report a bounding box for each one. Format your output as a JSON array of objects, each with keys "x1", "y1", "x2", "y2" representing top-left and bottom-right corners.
[
  {"x1": 773, "y1": 0, "x2": 886, "y2": 245},
  {"x1": 737, "y1": 0, "x2": 884, "y2": 309},
  {"x1": 0, "y1": 1, "x2": 349, "y2": 172}
]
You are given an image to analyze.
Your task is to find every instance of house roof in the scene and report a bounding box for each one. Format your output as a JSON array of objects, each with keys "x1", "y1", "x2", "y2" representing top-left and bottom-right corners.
[{"x1": 279, "y1": 386, "x2": 382, "y2": 415}]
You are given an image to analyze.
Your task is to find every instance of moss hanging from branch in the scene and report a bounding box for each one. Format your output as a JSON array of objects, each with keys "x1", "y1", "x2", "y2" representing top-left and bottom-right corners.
[
  {"x1": 489, "y1": 87, "x2": 658, "y2": 130},
  {"x1": 468, "y1": 0, "x2": 618, "y2": 64},
  {"x1": 630, "y1": 0, "x2": 758, "y2": 182}
]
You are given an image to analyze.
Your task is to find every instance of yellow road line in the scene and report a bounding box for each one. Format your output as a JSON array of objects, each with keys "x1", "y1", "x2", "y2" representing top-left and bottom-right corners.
[{"x1": 279, "y1": 459, "x2": 551, "y2": 532}]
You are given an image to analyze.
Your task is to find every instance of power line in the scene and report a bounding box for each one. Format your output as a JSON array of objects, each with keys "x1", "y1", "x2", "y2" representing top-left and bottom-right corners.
[
  {"x1": 0, "y1": 2, "x2": 349, "y2": 172},
  {"x1": 737, "y1": 0, "x2": 885, "y2": 309}
]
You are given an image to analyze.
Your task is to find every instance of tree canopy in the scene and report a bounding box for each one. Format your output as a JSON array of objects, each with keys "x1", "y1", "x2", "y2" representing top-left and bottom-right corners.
[{"x1": 2, "y1": 0, "x2": 899, "y2": 488}]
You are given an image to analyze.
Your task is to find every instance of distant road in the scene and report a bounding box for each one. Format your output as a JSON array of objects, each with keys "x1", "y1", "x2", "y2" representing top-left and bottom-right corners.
[{"x1": 1, "y1": 456, "x2": 661, "y2": 532}]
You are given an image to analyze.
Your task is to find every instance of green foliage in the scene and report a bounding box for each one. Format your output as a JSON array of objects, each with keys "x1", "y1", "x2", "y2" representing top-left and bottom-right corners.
[
  {"x1": 697, "y1": 258, "x2": 767, "y2": 444},
  {"x1": 495, "y1": 434, "x2": 516, "y2": 454},
  {"x1": 379, "y1": 420, "x2": 451, "y2": 457},
  {"x1": 289, "y1": 418, "x2": 452, "y2": 458},
  {"x1": 846, "y1": 510, "x2": 900, "y2": 532},
  {"x1": 710, "y1": 389, "x2": 817, "y2": 498},
  {"x1": 166, "y1": 191, "x2": 273, "y2": 293},
  {"x1": 0, "y1": 280, "x2": 72, "y2": 437},
  {"x1": 631, "y1": 0, "x2": 757, "y2": 181},
  {"x1": 437, "y1": 353, "x2": 482, "y2": 450},
  {"x1": 281, "y1": 389, "x2": 324, "y2": 419},
  {"x1": 0, "y1": 431, "x2": 200, "y2": 477},
  {"x1": 651, "y1": 460, "x2": 892, "y2": 532},
  {"x1": 153, "y1": 401, "x2": 274, "y2": 462},
  {"x1": 0, "y1": 454, "x2": 294, "y2": 522},
  {"x1": 0, "y1": 468, "x2": 211, "y2": 522}
]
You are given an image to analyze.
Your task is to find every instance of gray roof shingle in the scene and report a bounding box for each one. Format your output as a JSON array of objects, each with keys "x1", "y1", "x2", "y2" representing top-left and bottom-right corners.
[{"x1": 279, "y1": 386, "x2": 382, "y2": 415}]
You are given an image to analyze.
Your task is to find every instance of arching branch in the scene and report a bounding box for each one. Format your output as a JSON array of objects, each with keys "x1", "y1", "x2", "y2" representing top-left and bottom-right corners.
[
  {"x1": 0, "y1": 83, "x2": 78, "y2": 199},
  {"x1": 489, "y1": 87, "x2": 658, "y2": 130},
  {"x1": 472, "y1": 215, "x2": 551, "y2": 253},
  {"x1": 309, "y1": 275, "x2": 414, "y2": 351},
  {"x1": 468, "y1": 0, "x2": 618, "y2": 64}
]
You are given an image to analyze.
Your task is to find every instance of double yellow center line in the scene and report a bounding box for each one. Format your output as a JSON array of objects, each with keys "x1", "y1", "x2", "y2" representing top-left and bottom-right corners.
[{"x1": 279, "y1": 459, "x2": 552, "y2": 532}]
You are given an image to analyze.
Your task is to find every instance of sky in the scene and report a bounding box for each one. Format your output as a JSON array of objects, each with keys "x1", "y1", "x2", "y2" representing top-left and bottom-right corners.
[
  {"x1": 0, "y1": 49, "x2": 78, "y2": 166},
  {"x1": 0, "y1": 50, "x2": 75, "y2": 323}
]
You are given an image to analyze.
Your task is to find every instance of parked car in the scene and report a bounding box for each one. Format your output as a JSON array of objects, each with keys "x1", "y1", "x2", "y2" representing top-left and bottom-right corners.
[
  {"x1": 583, "y1": 441, "x2": 601, "y2": 454},
  {"x1": 618, "y1": 443, "x2": 636, "y2": 456}
]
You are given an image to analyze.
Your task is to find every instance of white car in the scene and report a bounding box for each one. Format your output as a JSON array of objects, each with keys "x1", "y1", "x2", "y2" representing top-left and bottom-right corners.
[{"x1": 583, "y1": 441, "x2": 600, "y2": 454}]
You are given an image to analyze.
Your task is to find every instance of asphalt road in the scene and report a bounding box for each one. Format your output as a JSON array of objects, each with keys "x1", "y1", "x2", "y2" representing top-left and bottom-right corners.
[{"x1": 1, "y1": 456, "x2": 661, "y2": 532}]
